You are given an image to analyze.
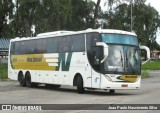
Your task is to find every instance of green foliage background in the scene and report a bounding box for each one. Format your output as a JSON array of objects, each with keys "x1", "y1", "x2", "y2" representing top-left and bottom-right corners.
[
  {"x1": 0, "y1": 63, "x2": 8, "y2": 80},
  {"x1": 0, "y1": 0, "x2": 160, "y2": 50}
]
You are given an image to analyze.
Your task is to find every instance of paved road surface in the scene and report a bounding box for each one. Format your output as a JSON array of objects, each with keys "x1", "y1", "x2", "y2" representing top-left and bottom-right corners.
[{"x1": 0, "y1": 71, "x2": 160, "y2": 113}]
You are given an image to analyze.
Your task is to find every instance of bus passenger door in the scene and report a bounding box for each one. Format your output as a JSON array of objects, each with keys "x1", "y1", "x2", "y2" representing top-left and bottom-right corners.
[
  {"x1": 92, "y1": 70, "x2": 101, "y2": 88},
  {"x1": 84, "y1": 54, "x2": 92, "y2": 88},
  {"x1": 91, "y1": 47, "x2": 101, "y2": 88}
]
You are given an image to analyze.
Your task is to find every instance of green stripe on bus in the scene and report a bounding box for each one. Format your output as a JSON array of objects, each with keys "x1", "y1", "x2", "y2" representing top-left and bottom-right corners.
[{"x1": 56, "y1": 53, "x2": 73, "y2": 71}]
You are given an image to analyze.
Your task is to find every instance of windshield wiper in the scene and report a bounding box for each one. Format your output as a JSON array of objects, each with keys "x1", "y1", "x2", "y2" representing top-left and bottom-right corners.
[
  {"x1": 120, "y1": 50, "x2": 123, "y2": 67},
  {"x1": 125, "y1": 51, "x2": 128, "y2": 72},
  {"x1": 125, "y1": 51, "x2": 136, "y2": 74}
]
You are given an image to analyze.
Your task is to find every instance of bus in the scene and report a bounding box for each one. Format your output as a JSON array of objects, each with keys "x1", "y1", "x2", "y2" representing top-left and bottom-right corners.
[{"x1": 8, "y1": 29, "x2": 150, "y2": 94}]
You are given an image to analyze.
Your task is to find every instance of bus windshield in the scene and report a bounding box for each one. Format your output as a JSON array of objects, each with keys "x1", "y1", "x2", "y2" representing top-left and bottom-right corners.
[{"x1": 101, "y1": 34, "x2": 141, "y2": 75}]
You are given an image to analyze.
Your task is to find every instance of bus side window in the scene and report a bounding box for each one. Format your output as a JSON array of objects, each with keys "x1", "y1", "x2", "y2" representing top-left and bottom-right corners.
[
  {"x1": 58, "y1": 36, "x2": 70, "y2": 52},
  {"x1": 86, "y1": 33, "x2": 101, "y2": 51},
  {"x1": 71, "y1": 34, "x2": 85, "y2": 52},
  {"x1": 19, "y1": 41, "x2": 25, "y2": 54},
  {"x1": 36, "y1": 39, "x2": 46, "y2": 53},
  {"x1": 15, "y1": 42, "x2": 20, "y2": 54},
  {"x1": 11, "y1": 42, "x2": 15, "y2": 54},
  {"x1": 41, "y1": 39, "x2": 46, "y2": 53},
  {"x1": 46, "y1": 37, "x2": 58, "y2": 53},
  {"x1": 26, "y1": 40, "x2": 36, "y2": 54}
]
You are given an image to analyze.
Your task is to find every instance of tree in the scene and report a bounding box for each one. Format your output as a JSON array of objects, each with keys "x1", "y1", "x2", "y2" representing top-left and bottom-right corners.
[
  {"x1": 14, "y1": 0, "x2": 41, "y2": 37},
  {"x1": 66, "y1": 0, "x2": 96, "y2": 30},
  {"x1": 41, "y1": 0, "x2": 72, "y2": 31},
  {"x1": 102, "y1": 0, "x2": 160, "y2": 49},
  {"x1": 93, "y1": 0, "x2": 101, "y2": 28},
  {"x1": 0, "y1": 0, "x2": 14, "y2": 38},
  {"x1": 2, "y1": 0, "x2": 99, "y2": 38}
]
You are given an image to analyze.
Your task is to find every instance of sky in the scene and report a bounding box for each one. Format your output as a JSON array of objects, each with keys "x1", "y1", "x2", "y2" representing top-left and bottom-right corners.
[
  {"x1": 146, "y1": 0, "x2": 160, "y2": 14},
  {"x1": 146, "y1": 0, "x2": 160, "y2": 44}
]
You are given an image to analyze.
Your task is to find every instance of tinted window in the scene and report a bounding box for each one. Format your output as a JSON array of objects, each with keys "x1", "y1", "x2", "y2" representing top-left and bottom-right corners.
[
  {"x1": 11, "y1": 42, "x2": 15, "y2": 54},
  {"x1": 19, "y1": 41, "x2": 25, "y2": 54},
  {"x1": 36, "y1": 39, "x2": 46, "y2": 53},
  {"x1": 46, "y1": 37, "x2": 58, "y2": 53},
  {"x1": 71, "y1": 34, "x2": 85, "y2": 52},
  {"x1": 86, "y1": 33, "x2": 102, "y2": 71},
  {"x1": 58, "y1": 36, "x2": 70, "y2": 52},
  {"x1": 86, "y1": 33, "x2": 100, "y2": 51},
  {"x1": 14, "y1": 42, "x2": 20, "y2": 54},
  {"x1": 26, "y1": 40, "x2": 36, "y2": 54}
]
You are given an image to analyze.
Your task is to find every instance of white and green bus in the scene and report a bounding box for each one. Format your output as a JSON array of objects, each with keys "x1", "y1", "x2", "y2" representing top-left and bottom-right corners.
[{"x1": 8, "y1": 29, "x2": 150, "y2": 94}]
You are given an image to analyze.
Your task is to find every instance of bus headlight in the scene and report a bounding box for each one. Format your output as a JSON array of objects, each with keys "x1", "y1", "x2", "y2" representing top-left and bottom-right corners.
[{"x1": 104, "y1": 75, "x2": 112, "y2": 82}]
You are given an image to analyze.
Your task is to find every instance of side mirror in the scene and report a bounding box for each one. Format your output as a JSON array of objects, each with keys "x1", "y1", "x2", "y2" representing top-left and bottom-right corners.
[
  {"x1": 140, "y1": 45, "x2": 150, "y2": 65},
  {"x1": 96, "y1": 42, "x2": 108, "y2": 63}
]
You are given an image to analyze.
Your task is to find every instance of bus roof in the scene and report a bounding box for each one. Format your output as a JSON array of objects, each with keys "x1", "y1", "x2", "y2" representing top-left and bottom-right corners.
[{"x1": 11, "y1": 29, "x2": 137, "y2": 42}]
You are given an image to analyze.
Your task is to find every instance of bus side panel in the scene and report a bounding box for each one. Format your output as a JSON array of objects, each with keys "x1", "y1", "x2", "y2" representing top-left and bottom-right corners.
[
  {"x1": 8, "y1": 65, "x2": 18, "y2": 80},
  {"x1": 69, "y1": 52, "x2": 92, "y2": 88}
]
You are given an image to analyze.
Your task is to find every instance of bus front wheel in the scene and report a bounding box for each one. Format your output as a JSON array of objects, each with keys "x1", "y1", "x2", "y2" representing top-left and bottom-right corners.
[{"x1": 77, "y1": 76, "x2": 84, "y2": 94}]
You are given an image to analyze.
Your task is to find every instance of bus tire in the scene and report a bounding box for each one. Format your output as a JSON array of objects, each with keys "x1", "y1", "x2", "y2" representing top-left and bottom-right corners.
[
  {"x1": 77, "y1": 75, "x2": 84, "y2": 94},
  {"x1": 109, "y1": 89, "x2": 115, "y2": 94},
  {"x1": 18, "y1": 72, "x2": 26, "y2": 87},
  {"x1": 25, "y1": 72, "x2": 34, "y2": 87}
]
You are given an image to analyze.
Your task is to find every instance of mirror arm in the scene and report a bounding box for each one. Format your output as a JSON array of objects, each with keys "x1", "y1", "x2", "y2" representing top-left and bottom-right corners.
[
  {"x1": 140, "y1": 45, "x2": 150, "y2": 65},
  {"x1": 96, "y1": 42, "x2": 108, "y2": 64}
]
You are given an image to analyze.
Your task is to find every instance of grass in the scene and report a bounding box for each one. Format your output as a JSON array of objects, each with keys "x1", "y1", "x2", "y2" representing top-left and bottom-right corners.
[
  {"x1": 142, "y1": 60, "x2": 160, "y2": 70},
  {"x1": 141, "y1": 71, "x2": 149, "y2": 78},
  {"x1": 0, "y1": 63, "x2": 8, "y2": 80},
  {"x1": 141, "y1": 60, "x2": 160, "y2": 78}
]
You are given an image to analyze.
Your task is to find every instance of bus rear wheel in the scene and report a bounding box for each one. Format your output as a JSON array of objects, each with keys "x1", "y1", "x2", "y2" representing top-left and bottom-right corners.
[
  {"x1": 18, "y1": 73, "x2": 26, "y2": 87},
  {"x1": 25, "y1": 72, "x2": 38, "y2": 87},
  {"x1": 77, "y1": 76, "x2": 84, "y2": 94}
]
